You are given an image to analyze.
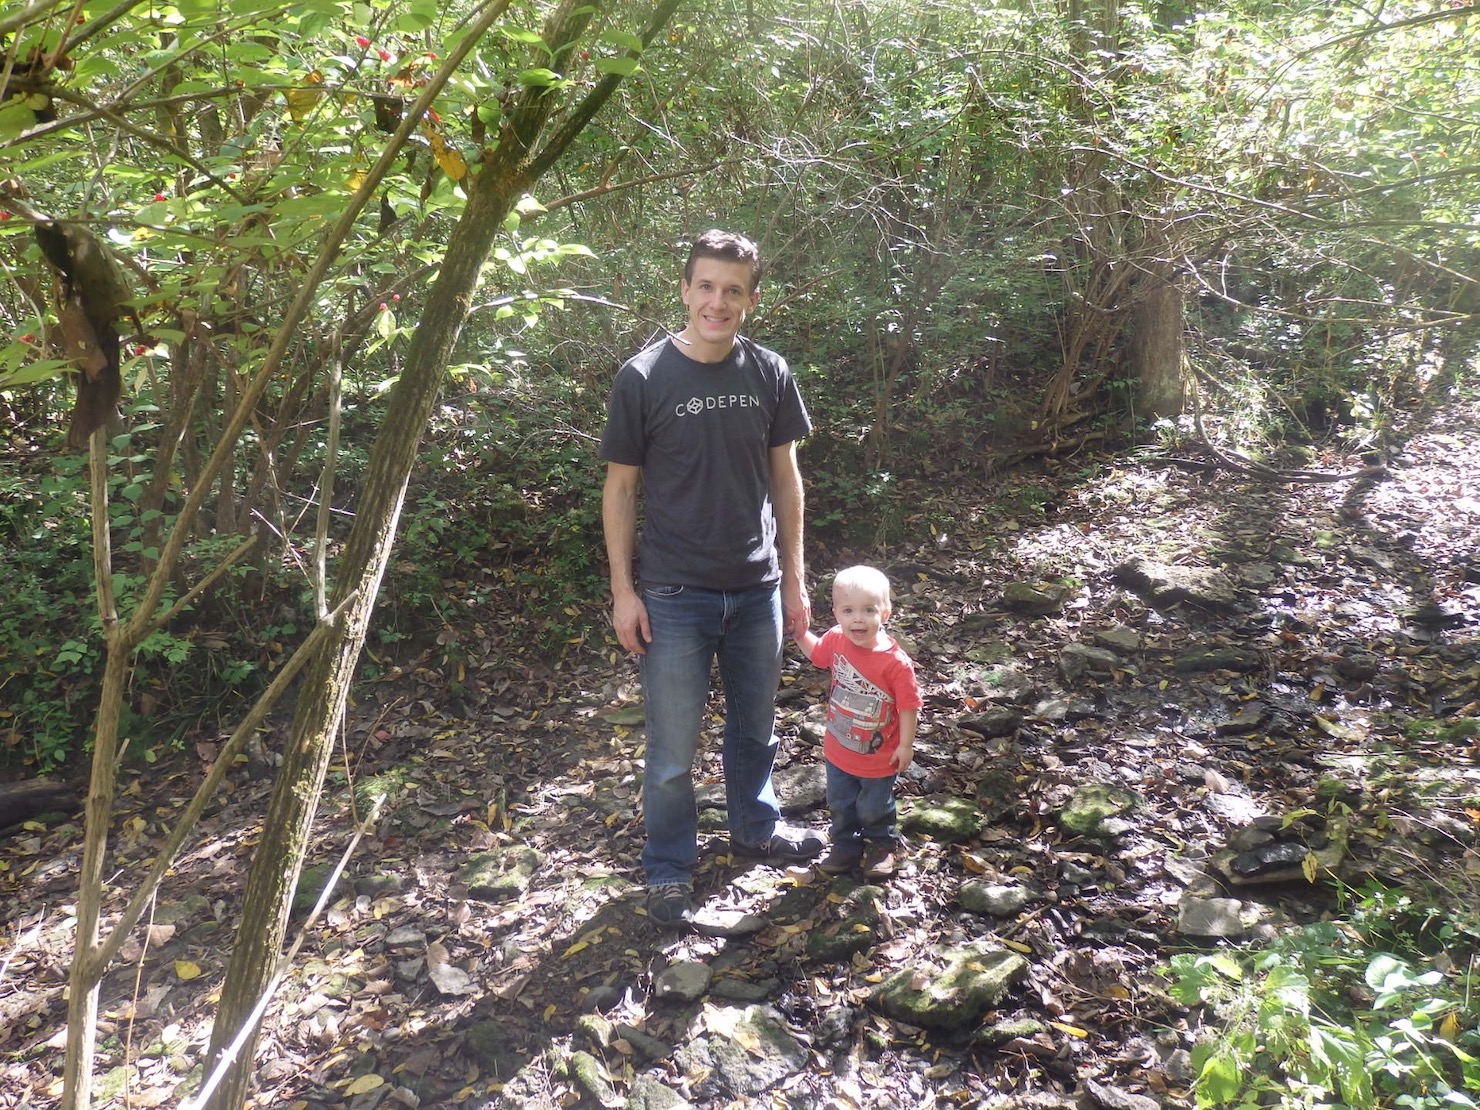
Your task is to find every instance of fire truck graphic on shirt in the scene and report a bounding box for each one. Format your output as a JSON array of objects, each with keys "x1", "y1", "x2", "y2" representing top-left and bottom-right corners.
[{"x1": 825, "y1": 652, "x2": 895, "y2": 756}]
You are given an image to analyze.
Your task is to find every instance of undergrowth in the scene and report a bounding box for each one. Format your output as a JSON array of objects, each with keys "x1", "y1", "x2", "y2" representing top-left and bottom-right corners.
[{"x1": 1168, "y1": 882, "x2": 1480, "y2": 1109}]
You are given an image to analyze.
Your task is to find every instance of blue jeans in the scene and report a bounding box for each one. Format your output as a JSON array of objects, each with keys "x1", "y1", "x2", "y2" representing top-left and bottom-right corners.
[
  {"x1": 826, "y1": 761, "x2": 898, "y2": 857},
  {"x1": 639, "y1": 584, "x2": 785, "y2": 886}
]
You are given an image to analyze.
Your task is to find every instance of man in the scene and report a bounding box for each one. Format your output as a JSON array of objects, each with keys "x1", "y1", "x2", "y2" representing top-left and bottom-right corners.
[{"x1": 600, "y1": 229, "x2": 823, "y2": 928}]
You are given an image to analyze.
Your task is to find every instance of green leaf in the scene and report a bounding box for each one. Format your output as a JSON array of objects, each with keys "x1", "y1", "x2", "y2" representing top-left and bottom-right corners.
[
  {"x1": 501, "y1": 26, "x2": 549, "y2": 50},
  {"x1": 594, "y1": 57, "x2": 639, "y2": 77},
  {"x1": 599, "y1": 30, "x2": 644, "y2": 52},
  {"x1": 1196, "y1": 1044, "x2": 1244, "y2": 1107},
  {"x1": 517, "y1": 68, "x2": 564, "y2": 88},
  {"x1": 0, "y1": 360, "x2": 71, "y2": 388}
]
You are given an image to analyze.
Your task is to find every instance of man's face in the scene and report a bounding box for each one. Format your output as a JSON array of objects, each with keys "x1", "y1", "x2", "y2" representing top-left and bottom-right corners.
[{"x1": 680, "y1": 257, "x2": 760, "y2": 358}]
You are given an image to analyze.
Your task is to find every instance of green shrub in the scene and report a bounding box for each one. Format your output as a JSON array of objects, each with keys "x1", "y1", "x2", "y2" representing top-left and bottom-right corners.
[{"x1": 1167, "y1": 898, "x2": 1480, "y2": 1110}]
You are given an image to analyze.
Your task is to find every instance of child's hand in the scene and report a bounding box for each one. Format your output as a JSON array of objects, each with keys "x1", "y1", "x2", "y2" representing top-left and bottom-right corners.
[{"x1": 891, "y1": 739, "x2": 914, "y2": 773}]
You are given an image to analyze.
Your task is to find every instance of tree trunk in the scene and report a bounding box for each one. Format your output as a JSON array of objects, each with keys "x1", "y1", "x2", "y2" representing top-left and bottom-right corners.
[
  {"x1": 200, "y1": 2, "x2": 681, "y2": 1105},
  {"x1": 1128, "y1": 277, "x2": 1185, "y2": 418}
]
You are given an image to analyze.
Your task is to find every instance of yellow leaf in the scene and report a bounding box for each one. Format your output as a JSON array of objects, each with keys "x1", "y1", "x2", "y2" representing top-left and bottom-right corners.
[
  {"x1": 174, "y1": 960, "x2": 203, "y2": 981},
  {"x1": 1441, "y1": 1011, "x2": 1460, "y2": 1041},
  {"x1": 1049, "y1": 1021, "x2": 1090, "y2": 1038},
  {"x1": 1302, "y1": 852, "x2": 1319, "y2": 883},
  {"x1": 542, "y1": 1003, "x2": 556, "y2": 1021},
  {"x1": 285, "y1": 72, "x2": 326, "y2": 123},
  {"x1": 422, "y1": 120, "x2": 468, "y2": 181},
  {"x1": 1002, "y1": 939, "x2": 1032, "y2": 954},
  {"x1": 345, "y1": 1074, "x2": 384, "y2": 1096},
  {"x1": 561, "y1": 939, "x2": 590, "y2": 959}
]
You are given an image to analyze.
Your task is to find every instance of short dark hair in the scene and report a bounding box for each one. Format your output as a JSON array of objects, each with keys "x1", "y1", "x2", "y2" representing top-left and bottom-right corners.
[{"x1": 684, "y1": 229, "x2": 763, "y2": 290}]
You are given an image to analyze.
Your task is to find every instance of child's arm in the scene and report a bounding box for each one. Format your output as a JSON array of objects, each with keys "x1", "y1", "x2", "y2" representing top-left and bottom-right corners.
[
  {"x1": 794, "y1": 625, "x2": 822, "y2": 661},
  {"x1": 892, "y1": 709, "x2": 917, "y2": 773}
]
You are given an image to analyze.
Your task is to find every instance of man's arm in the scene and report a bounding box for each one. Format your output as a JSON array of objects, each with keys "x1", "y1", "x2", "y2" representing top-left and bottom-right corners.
[
  {"x1": 769, "y1": 440, "x2": 810, "y2": 639},
  {"x1": 602, "y1": 461, "x2": 650, "y2": 654}
]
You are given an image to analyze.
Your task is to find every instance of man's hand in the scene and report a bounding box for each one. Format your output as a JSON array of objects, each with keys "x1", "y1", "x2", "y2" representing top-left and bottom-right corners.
[
  {"x1": 783, "y1": 579, "x2": 811, "y2": 641},
  {"x1": 612, "y1": 592, "x2": 651, "y2": 655}
]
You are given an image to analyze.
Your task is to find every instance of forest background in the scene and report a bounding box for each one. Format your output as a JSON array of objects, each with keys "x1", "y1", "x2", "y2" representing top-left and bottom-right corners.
[{"x1": 1, "y1": 0, "x2": 1478, "y2": 1108}]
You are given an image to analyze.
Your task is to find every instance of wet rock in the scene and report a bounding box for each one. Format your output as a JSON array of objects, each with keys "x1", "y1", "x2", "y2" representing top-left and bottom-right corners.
[{"x1": 871, "y1": 943, "x2": 1030, "y2": 1028}]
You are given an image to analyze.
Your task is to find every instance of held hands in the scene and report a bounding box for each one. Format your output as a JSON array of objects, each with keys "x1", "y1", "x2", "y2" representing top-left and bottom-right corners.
[{"x1": 783, "y1": 580, "x2": 811, "y2": 643}]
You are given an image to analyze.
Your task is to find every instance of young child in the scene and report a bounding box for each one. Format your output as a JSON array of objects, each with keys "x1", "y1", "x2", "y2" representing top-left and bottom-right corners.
[{"x1": 796, "y1": 565, "x2": 922, "y2": 879}]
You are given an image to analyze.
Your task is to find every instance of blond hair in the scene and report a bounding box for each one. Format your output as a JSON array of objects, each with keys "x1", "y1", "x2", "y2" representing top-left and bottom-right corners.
[{"x1": 832, "y1": 564, "x2": 892, "y2": 605}]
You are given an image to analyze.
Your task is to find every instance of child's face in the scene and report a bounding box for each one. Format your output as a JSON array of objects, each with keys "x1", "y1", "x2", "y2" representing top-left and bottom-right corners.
[{"x1": 832, "y1": 583, "x2": 890, "y2": 648}]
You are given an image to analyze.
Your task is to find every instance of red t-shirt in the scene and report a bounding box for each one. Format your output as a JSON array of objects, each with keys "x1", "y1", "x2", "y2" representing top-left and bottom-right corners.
[{"x1": 807, "y1": 628, "x2": 922, "y2": 778}]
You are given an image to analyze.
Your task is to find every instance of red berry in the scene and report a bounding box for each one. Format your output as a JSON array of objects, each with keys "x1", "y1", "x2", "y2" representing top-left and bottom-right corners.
[
  {"x1": 20, "y1": 334, "x2": 34, "y2": 343},
  {"x1": 392, "y1": 293, "x2": 401, "y2": 301},
  {"x1": 379, "y1": 302, "x2": 389, "y2": 311},
  {"x1": 426, "y1": 52, "x2": 437, "y2": 59},
  {"x1": 377, "y1": 48, "x2": 391, "y2": 61},
  {"x1": 356, "y1": 35, "x2": 371, "y2": 48},
  {"x1": 154, "y1": 193, "x2": 166, "y2": 201}
]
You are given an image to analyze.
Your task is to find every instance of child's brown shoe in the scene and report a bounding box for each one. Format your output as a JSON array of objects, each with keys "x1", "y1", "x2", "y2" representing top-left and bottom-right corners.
[
  {"x1": 817, "y1": 848, "x2": 861, "y2": 875},
  {"x1": 861, "y1": 841, "x2": 897, "y2": 879}
]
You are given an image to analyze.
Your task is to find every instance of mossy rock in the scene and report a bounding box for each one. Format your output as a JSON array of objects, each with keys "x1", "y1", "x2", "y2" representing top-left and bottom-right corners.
[
  {"x1": 901, "y1": 795, "x2": 984, "y2": 843},
  {"x1": 351, "y1": 767, "x2": 415, "y2": 822},
  {"x1": 292, "y1": 862, "x2": 341, "y2": 916},
  {"x1": 1404, "y1": 716, "x2": 1479, "y2": 743},
  {"x1": 462, "y1": 1020, "x2": 529, "y2": 1079},
  {"x1": 457, "y1": 846, "x2": 545, "y2": 902},
  {"x1": 1058, "y1": 783, "x2": 1138, "y2": 838},
  {"x1": 807, "y1": 884, "x2": 885, "y2": 962},
  {"x1": 871, "y1": 944, "x2": 1029, "y2": 1028}
]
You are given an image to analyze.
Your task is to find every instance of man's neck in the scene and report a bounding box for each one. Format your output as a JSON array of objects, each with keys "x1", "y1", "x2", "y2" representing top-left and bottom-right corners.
[{"x1": 674, "y1": 326, "x2": 737, "y2": 364}]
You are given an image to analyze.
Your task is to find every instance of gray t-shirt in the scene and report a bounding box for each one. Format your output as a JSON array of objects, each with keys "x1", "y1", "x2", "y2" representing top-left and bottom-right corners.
[{"x1": 600, "y1": 335, "x2": 811, "y2": 590}]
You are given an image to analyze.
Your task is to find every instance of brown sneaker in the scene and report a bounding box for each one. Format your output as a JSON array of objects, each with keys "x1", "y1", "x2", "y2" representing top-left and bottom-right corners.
[
  {"x1": 861, "y1": 841, "x2": 897, "y2": 879},
  {"x1": 817, "y1": 848, "x2": 861, "y2": 875}
]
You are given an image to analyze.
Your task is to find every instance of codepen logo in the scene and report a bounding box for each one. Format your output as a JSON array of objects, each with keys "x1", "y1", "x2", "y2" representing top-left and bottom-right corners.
[{"x1": 674, "y1": 393, "x2": 761, "y2": 417}]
